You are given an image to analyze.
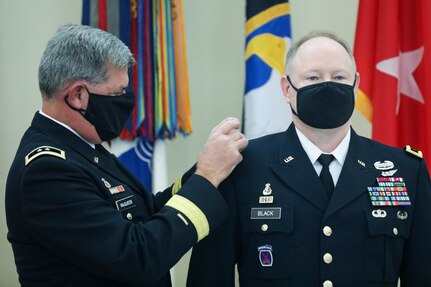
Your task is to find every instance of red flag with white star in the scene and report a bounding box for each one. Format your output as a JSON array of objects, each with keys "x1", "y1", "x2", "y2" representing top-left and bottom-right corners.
[{"x1": 354, "y1": 0, "x2": 431, "y2": 166}]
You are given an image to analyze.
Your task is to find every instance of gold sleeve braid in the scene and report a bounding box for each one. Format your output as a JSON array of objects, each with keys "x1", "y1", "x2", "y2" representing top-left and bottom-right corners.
[
  {"x1": 165, "y1": 195, "x2": 209, "y2": 242},
  {"x1": 171, "y1": 177, "x2": 182, "y2": 195}
]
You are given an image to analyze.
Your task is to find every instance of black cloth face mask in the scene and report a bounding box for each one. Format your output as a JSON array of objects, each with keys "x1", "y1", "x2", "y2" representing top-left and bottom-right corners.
[
  {"x1": 65, "y1": 86, "x2": 135, "y2": 141},
  {"x1": 286, "y1": 76, "x2": 356, "y2": 129}
]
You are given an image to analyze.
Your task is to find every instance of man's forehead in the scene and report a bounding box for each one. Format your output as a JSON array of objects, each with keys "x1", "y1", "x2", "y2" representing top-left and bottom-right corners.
[{"x1": 297, "y1": 36, "x2": 348, "y2": 56}]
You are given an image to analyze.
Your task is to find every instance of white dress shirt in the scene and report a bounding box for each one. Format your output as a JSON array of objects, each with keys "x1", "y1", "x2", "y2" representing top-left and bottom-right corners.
[{"x1": 295, "y1": 127, "x2": 350, "y2": 186}]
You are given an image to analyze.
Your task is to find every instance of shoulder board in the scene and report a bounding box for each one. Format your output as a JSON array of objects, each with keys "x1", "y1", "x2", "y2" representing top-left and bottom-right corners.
[
  {"x1": 404, "y1": 145, "x2": 423, "y2": 159},
  {"x1": 25, "y1": 146, "x2": 66, "y2": 166}
]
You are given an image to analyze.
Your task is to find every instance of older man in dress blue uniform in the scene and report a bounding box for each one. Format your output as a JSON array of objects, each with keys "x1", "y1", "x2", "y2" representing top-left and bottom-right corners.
[{"x1": 5, "y1": 24, "x2": 248, "y2": 287}]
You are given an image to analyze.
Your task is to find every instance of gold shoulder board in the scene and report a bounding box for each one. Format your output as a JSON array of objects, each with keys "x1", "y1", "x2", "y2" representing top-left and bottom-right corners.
[
  {"x1": 25, "y1": 146, "x2": 66, "y2": 166},
  {"x1": 404, "y1": 145, "x2": 423, "y2": 159}
]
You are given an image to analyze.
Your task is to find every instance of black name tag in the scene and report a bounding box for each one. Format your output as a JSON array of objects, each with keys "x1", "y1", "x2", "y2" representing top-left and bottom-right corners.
[
  {"x1": 115, "y1": 195, "x2": 136, "y2": 211},
  {"x1": 251, "y1": 207, "x2": 281, "y2": 219}
]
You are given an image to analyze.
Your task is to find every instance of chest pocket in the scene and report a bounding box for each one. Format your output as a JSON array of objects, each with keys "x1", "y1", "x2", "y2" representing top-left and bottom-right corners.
[
  {"x1": 365, "y1": 209, "x2": 411, "y2": 283},
  {"x1": 238, "y1": 205, "x2": 294, "y2": 280}
]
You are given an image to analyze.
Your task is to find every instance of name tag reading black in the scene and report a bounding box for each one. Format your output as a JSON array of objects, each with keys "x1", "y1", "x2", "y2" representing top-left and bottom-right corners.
[
  {"x1": 250, "y1": 207, "x2": 281, "y2": 219},
  {"x1": 115, "y1": 195, "x2": 136, "y2": 211}
]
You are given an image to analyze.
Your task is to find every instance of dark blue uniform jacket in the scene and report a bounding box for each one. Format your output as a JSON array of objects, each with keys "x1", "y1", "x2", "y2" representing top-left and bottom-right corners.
[
  {"x1": 6, "y1": 112, "x2": 228, "y2": 287},
  {"x1": 187, "y1": 124, "x2": 431, "y2": 287}
]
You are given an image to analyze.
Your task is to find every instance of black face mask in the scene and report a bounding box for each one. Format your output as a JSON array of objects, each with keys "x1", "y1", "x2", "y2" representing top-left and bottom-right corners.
[
  {"x1": 65, "y1": 86, "x2": 135, "y2": 141},
  {"x1": 287, "y1": 76, "x2": 356, "y2": 129}
]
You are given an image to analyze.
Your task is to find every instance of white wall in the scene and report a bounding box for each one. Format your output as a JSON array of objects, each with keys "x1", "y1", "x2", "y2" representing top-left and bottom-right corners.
[{"x1": 0, "y1": 0, "x2": 365, "y2": 286}]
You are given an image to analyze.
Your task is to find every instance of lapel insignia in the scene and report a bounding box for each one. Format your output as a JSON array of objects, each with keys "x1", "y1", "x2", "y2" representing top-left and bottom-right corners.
[
  {"x1": 258, "y1": 245, "x2": 273, "y2": 267},
  {"x1": 372, "y1": 209, "x2": 387, "y2": 218},
  {"x1": 357, "y1": 160, "x2": 366, "y2": 167},
  {"x1": 262, "y1": 183, "x2": 272, "y2": 195},
  {"x1": 94, "y1": 156, "x2": 99, "y2": 163},
  {"x1": 283, "y1": 156, "x2": 294, "y2": 164},
  {"x1": 397, "y1": 211, "x2": 408, "y2": 220}
]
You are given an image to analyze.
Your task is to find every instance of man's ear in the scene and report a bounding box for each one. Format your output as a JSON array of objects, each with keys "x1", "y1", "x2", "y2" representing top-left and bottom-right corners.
[
  {"x1": 354, "y1": 72, "x2": 361, "y2": 100},
  {"x1": 280, "y1": 76, "x2": 291, "y2": 104},
  {"x1": 65, "y1": 83, "x2": 87, "y2": 109}
]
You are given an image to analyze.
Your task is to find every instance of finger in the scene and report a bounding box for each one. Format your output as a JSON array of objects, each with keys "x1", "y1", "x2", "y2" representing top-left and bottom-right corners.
[
  {"x1": 227, "y1": 130, "x2": 245, "y2": 141},
  {"x1": 215, "y1": 118, "x2": 241, "y2": 135},
  {"x1": 211, "y1": 117, "x2": 238, "y2": 132},
  {"x1": 235, "y1": 137, "x2": 249, "y2": 152}
]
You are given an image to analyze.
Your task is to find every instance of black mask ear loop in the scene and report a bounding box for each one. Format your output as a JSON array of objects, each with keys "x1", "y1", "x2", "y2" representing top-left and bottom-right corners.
[
  {"x1": 286, "y1": 76, "x2": 300, "y2": 117},
  {"x1": 64, "y1": 86, "x2": 87, "y2": 114}
]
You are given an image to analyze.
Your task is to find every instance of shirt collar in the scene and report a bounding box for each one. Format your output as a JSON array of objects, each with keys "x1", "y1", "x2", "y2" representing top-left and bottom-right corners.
[
  {"x1": 295, "y1": 127, "x2": 351, "y2": 166},
  {"x1": 38, "y1": 110, "x2": 95, "y2": 149}
]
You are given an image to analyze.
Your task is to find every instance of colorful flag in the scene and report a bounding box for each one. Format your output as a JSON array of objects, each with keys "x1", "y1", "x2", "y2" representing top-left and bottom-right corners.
[
  {"x1": 354, "y1": 0, "x2": 431, "y2": 166},
  {"x1": 82, "y1": 0, "x2": 191, "y2": 191},
  {"x1": 243, "y1": 0, "x2": 292, "y2": 139}
]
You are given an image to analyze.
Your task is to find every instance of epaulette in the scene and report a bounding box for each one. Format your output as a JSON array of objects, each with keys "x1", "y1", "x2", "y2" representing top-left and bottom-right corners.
[
  {"x1": 404, "y1": 145, "x2": 423, "y2": 159},
  {"x1": 25, "y1": 146, "x2": 66, "y2": 166}
]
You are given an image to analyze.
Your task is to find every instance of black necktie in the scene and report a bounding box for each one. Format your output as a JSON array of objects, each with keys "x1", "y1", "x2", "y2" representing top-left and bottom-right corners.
[{"x1": 318, "y1": 154, "x2": 335, "y2": 197}]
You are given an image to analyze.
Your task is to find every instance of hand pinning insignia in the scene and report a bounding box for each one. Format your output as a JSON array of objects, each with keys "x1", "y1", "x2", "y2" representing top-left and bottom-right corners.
[{"x1": 25, "y1": 146, "x2": 66, "y2": 166}]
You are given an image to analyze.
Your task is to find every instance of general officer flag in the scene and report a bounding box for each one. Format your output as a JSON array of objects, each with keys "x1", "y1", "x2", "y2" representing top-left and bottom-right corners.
[
  {"x1": 243, "y1": 0, "x2": 292, "y2": 139},
  {"x1": 354, "y1": 0, "x2": 431, "y2": 166}
]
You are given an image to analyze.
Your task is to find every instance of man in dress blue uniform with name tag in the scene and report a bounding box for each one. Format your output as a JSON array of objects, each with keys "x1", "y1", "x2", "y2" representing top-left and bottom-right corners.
[
  {"x1": 187, "y1": 31, "x2": 431, "y2": 287},
  {"x1": 5, "y1": 24, "x2": 248, "y2": 287}
]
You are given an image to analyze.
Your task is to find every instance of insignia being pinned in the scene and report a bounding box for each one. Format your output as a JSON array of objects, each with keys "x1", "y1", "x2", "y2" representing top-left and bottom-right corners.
[
  {"x1": 367, "y1": 177, "x2": 411, "y2": 206},
  {"x1": 258, "y1": 245, "x2": 273, "y2": 267},
  {"x1": 25, "y1": 146, "x2": 66, "y2": 166}
]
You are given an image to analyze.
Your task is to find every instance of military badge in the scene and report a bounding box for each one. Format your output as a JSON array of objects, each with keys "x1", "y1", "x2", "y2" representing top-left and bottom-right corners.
[
  {"x1": 262, "y1": 183, "x2": 272, "y2": 195},
  {"x1": 109, "y1": 185, "x2": 125, "y2": 195},
  {"x1": 258, "y1": 245, "x2": 273, "y2": 267},
  {"x1": 259, "y1": 196, "x2": 274, "y2": 204},
  {"x1": 397, "y1": 211, "x2": 408, "y2": 220},
  {"x1": 367, "y1": 177, "x2": 411, "y2": 206}
]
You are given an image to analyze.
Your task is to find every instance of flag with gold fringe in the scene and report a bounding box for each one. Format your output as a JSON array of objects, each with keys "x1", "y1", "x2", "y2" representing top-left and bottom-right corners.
[{"x1": 82, "y1": 0, "x2": 191, "y2": 191}]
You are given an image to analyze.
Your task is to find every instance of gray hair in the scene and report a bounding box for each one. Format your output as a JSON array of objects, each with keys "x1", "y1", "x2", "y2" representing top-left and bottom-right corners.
[
  {"x1": 38, "y1": 24, "x2": 135, "y2": 99},
  {"x1": 285, "y1": 31, "x2": 356, "y2": 75}
]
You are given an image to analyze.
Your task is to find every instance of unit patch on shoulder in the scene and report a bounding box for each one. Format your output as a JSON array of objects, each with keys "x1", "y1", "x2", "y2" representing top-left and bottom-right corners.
[
  {"x1": 25, "y1": 146, "x2": 66, "y2": 166},
  {"x1": 404, "y1": 145, "x2": 423, "y2": 159}
]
